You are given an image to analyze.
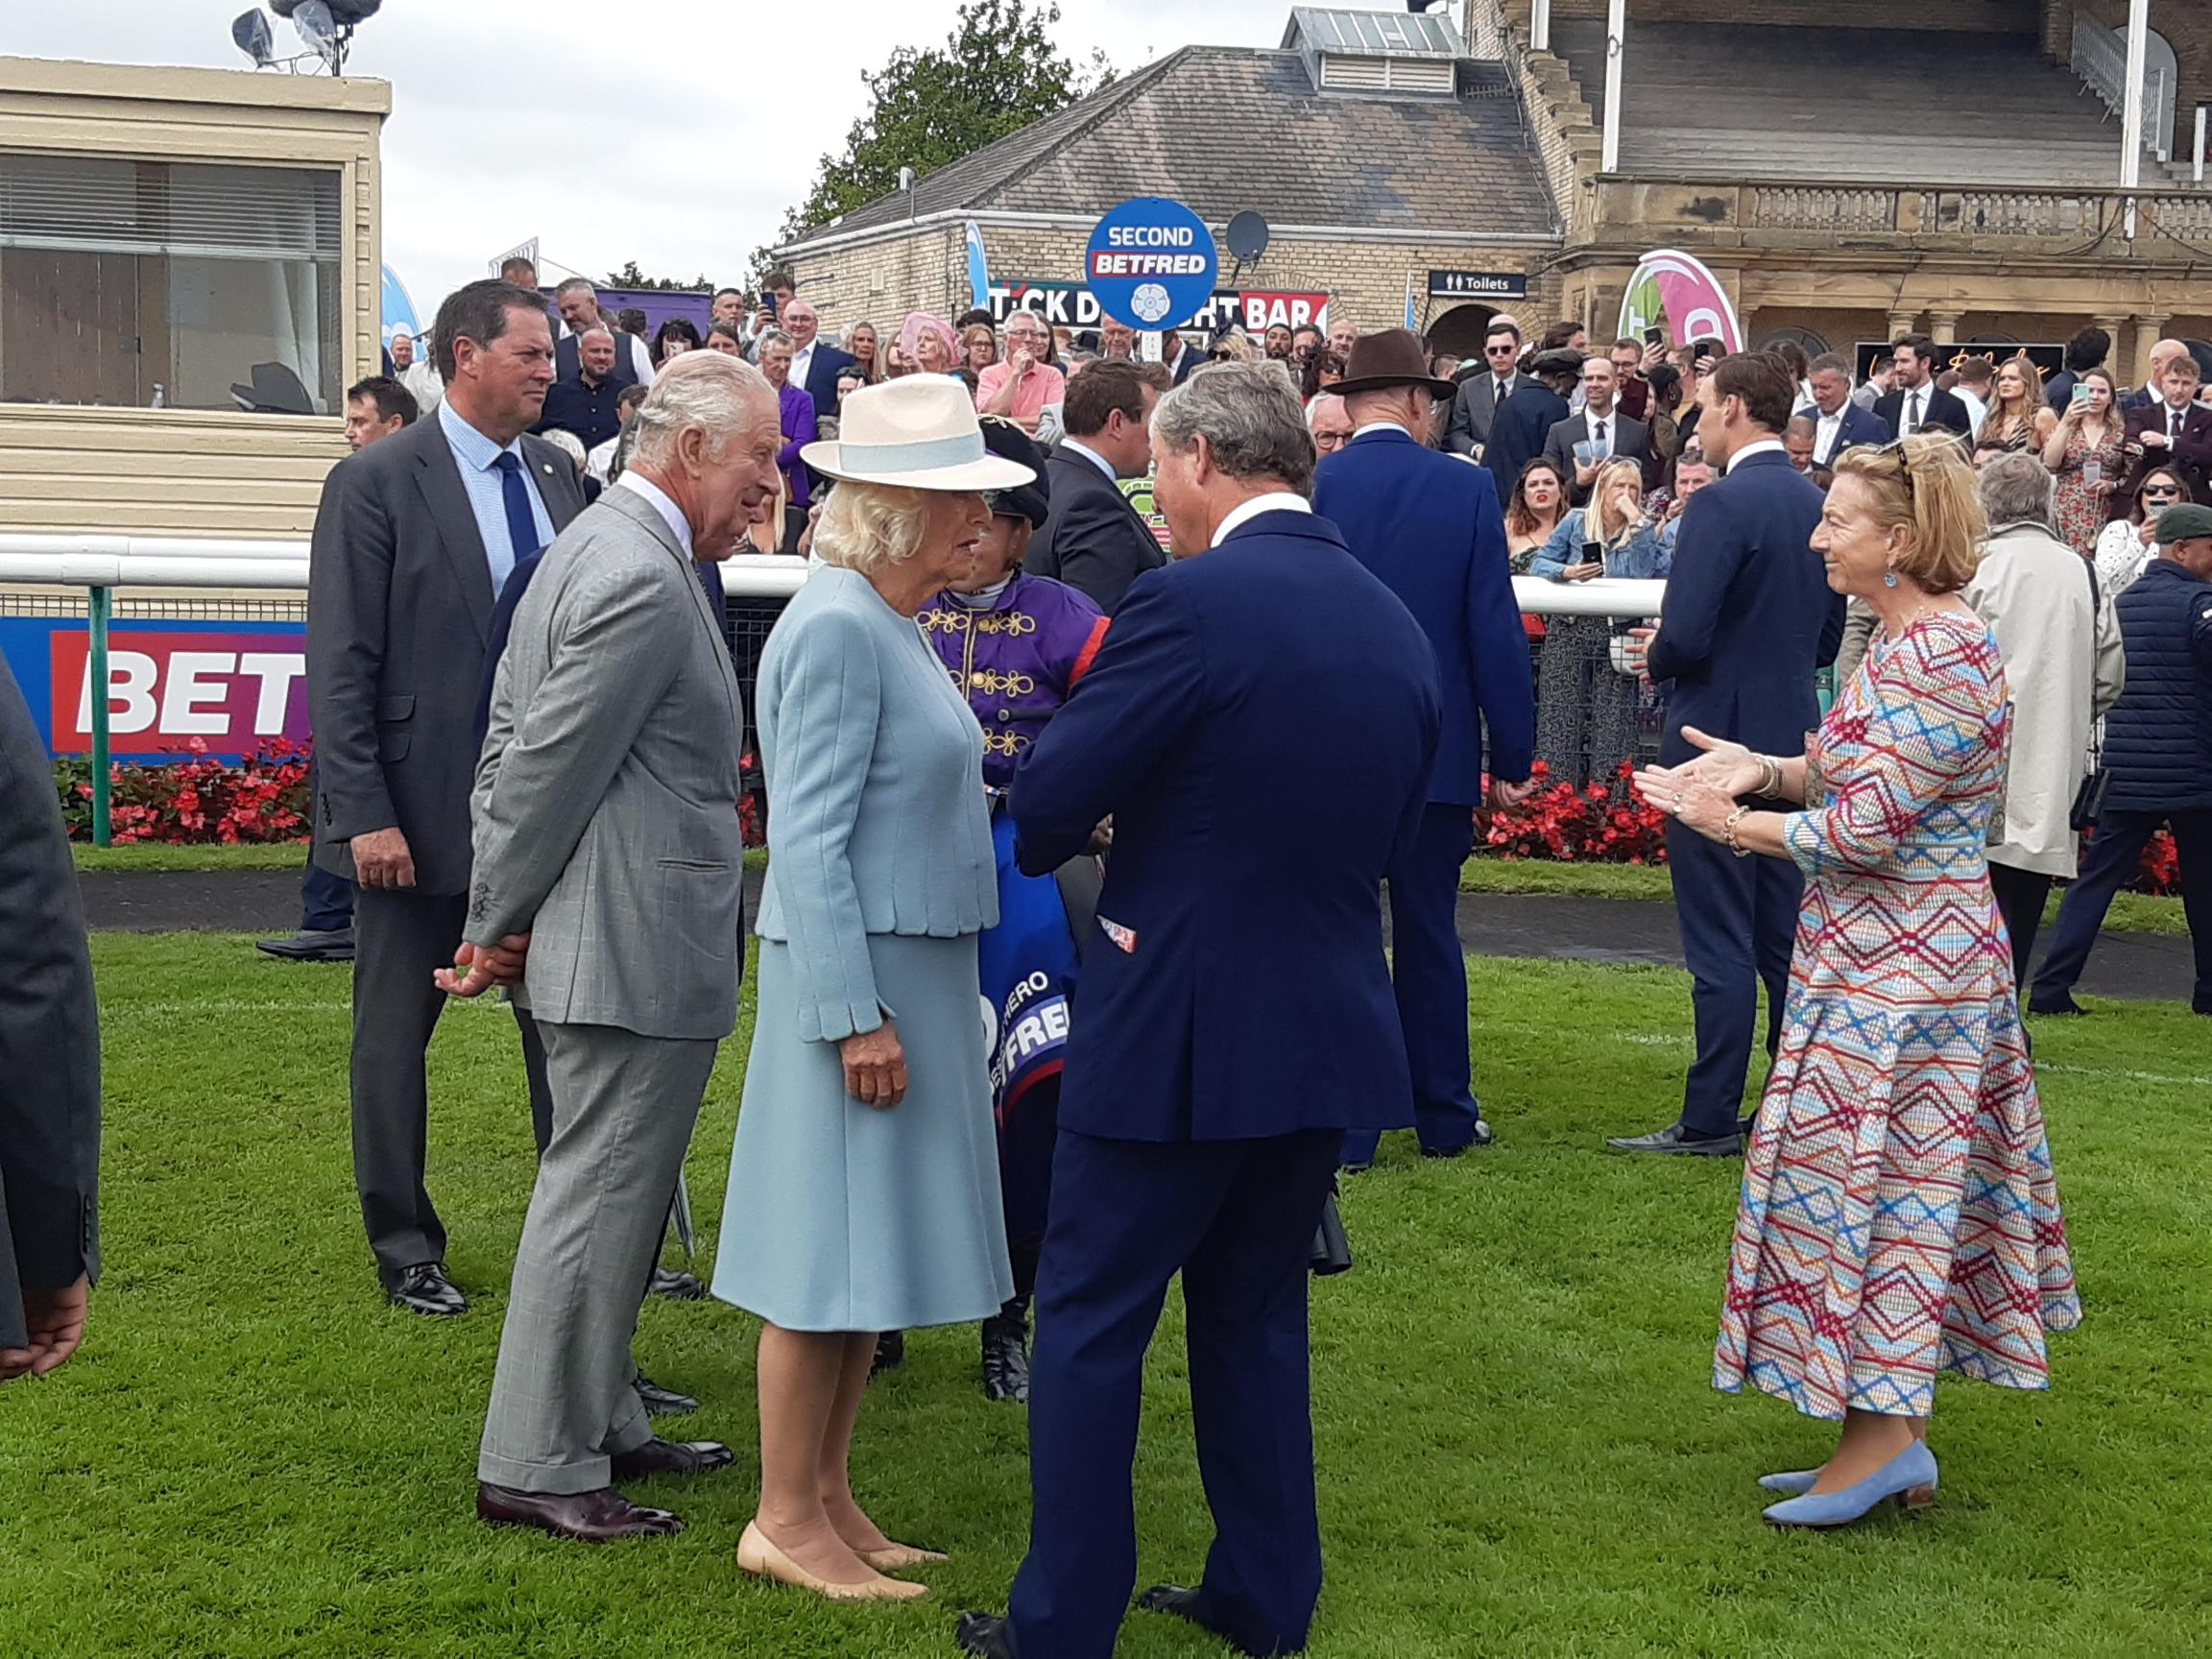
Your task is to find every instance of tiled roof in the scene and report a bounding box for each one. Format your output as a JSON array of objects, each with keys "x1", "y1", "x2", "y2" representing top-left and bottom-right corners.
[{"x1": 788, "y1": 45, "x2": 1557, "y2": 246}]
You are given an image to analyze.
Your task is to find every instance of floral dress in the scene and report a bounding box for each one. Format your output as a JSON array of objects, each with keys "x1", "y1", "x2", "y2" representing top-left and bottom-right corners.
[
  {"x1": 1715, "y1": 611, "x2": 2080, "y2": 1421},
  {"x1": 2051, "y1": 419, "x2": 2127, "y2": 556}
]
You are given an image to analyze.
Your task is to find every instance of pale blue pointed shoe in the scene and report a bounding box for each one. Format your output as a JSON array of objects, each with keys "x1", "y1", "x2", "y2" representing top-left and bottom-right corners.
[
  {"x1": 1758, "y1": 1470, "x2": 1820, "y2": 1496},
  {"x1": 1761, "y1": 1441, "x2": 1938, "y2": 1528}
]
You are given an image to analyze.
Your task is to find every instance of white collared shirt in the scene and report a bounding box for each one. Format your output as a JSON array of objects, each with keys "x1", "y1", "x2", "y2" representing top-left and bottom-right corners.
[
  {"x1": 1060, "y1": 437, "x2": 1119, "y2": 483},
  {"x1": 1724, "y1": 437, "x2": 1787, "y2": 474},
  {"x1": 1898, "y1": 381, "x2": 1931, "y2": 432},
  {"x1": 1583, "y1": 405, "x2": 1616, "y2": 459},
  {"x1": 1351, "y1": 420, "x2": 1412, "y2": 440},
  {"x1": 791, "y1": 340, "x2": 816, "y2": 391},
  {"x1": 616, "y1": 469, "x2": 694, "y2": 559},
  {"x1": 1815, "y1": 406, "x2": 1845, "y2": 464},
  {"x1": 1212, "y1": 492, "x2": 1313, "y2": 546}
]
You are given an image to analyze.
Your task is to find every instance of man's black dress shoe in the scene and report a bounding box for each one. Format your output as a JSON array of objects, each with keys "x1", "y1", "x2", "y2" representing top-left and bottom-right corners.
[
  {"x1": 954, "y1": 1611, "x2": 1017, "y2": 1657},
  {"x1": 1605, "y1": 1123, "x2": 1742, "y2": 1156},
  {"x1": 648, "y1": 1266, "x2": 707, "y2": 1300},
  {"x1": 386, "y1": 1262, "x2": 465, "y2": 1316},
  {"x1": 610, "y1": 1437, "x2": 735, "y2": 1480},
  {"x1": 1136, "y1": 1586, "x2": 1275, "y2": 1653},
  {"x1": 476, "y1": 1481, "x2": 682, "y2": 1541},
  {"x1": 2028, "y1": 991, "x2": 2086, "y2": 1017},
  {"x1": 254, "y1": 927, "x2": 354, "y2": 963},
  {"x1": 634, "y1": 1373, "x2": 699, "y2": 1416}
]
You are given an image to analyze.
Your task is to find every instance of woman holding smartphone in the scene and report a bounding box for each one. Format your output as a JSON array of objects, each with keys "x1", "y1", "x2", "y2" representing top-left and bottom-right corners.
[
  {"x1": 1529, "y1": 457, "x2": 1671, "y2": 790},
  {"x1": 2041, "y1": 367, "x2": 2127, "y2": 555}
]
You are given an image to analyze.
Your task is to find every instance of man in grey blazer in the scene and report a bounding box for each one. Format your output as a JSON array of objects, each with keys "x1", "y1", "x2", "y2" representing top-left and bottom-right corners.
[
  {"x1": 1441, "y1": 319, "x2": 1527, "y2": 458},
  {"x1": 0, "y1": 658, "x2": 100, "y2": 1383},
  {"x1": 447, "y1": 351, "x2": 780, "y2": 1543},
  {"x1": 307, "y1": 278, "x2": 584, "y2": 1316}
]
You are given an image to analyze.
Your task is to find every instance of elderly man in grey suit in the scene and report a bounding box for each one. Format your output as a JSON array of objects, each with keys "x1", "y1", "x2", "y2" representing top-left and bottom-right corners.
[
  {"x1": 308, "y1": 277, "x2": 582, "y2": 1317},
  {"x1": 0, "y1": 658, "x2": 101, "y2": 1384},
  {"x1": 445, "y1": 351, "x2": 782, "y2": 1544}
]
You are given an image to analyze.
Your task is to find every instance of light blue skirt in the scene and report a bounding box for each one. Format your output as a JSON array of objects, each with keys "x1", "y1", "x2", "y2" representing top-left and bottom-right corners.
[{"x1": 711, "y1": 932, "x2": 1014, "y2": 1332}]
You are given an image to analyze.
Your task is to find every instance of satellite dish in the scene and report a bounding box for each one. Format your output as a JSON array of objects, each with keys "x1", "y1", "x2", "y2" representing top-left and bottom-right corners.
[
  {"x1": 1225, "y1": 212, "x2": 1270, "y2": 263},
  {"x1": 230, "y1": 10, "x2": 276, "y2": 66},
  {"x1": 285, "y1": 0, "x2": 342, "y2": 71},
  {"x1": 271, "y1": 0, "x2": 382, "y2": 22}
]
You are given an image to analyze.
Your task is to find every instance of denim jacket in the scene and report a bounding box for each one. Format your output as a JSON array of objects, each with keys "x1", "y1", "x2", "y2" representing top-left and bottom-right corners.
[{"x1": 1529, "y1": 507, "x2": 1672, "y2": 582}]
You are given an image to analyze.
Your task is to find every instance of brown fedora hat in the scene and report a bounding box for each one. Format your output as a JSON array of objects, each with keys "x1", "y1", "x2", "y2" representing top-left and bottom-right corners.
[{"x1": 1332, "y1": 327, "x2": 1455, "y2": 399}]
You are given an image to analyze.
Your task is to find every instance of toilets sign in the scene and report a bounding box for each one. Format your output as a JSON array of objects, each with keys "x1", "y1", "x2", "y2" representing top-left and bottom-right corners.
[{"x1": 1085, "y1": 198, "x2": 1219, "y2": 332}]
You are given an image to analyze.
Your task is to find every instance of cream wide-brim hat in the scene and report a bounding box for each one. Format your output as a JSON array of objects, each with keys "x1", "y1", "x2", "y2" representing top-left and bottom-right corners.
[{"x1": 801, "y1": 376, "x2": 1036, "y2": 492}]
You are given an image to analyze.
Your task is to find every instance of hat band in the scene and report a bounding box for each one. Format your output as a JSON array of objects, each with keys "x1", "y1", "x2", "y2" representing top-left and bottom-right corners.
[{"x1": 836, "y1": 430, "x2": 985, "y2": 473}]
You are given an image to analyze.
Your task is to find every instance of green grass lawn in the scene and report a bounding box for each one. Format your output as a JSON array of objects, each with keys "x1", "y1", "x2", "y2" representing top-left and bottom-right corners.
[{"x1": 6, "y1": 938, "x2": 2208, "y2": 1658}]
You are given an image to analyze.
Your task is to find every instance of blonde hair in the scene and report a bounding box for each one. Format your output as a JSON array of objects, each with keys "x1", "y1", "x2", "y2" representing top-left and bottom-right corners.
[
  {"x1": 1585, "y1": 457, "x2": 1647, "y2": 545},
  {"x1": 809, "y1": 480, "x2": 932, "y2": 574},
  {"x1": 1830, "y1": 432, "x2": 1986, "y2": 594}
]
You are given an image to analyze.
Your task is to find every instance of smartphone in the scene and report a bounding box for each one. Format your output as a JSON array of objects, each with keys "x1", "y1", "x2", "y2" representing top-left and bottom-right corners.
[
  {"x1": 1643, "y1": 325, "x2": 1664, "y2": 347},
  {"x1": 1582, "y1": 540, "x2": 1605, "y2": 573},
  {"x1": 2071, "y1": 383, "x2": 2093, "y2": 406},
  {"x1": 762, "y1": 291, "x2": 778, "y2": 320}
]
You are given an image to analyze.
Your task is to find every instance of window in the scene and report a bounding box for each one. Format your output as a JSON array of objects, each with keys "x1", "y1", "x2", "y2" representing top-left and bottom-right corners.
[{"x1": 0, "y1": 154, "x2": 342, "y2": 414}]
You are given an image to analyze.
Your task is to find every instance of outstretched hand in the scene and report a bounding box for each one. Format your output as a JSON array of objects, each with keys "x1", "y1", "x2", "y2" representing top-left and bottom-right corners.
[
  {"x1": 435, "y1": 933, "x2": 531, "y2": 998},
  {"x1": 1660, "y1": 725, "x2": 1764, "y2": 797},
  {"x1": 1, "y1": 1276, "x2": 89, "y2": 1382}
]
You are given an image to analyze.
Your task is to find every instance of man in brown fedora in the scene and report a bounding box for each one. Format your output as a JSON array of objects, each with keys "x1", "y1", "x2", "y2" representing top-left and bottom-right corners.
[{"x1": 1313, "y1": 328, "x2": 1536, "y2": 1170}]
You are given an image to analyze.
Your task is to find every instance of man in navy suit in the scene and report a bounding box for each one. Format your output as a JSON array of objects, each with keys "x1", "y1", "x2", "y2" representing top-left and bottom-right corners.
[
  {"x1": 1798, "y1": 351, "x2": 1890, "y2": 467},
  {"x1": 956, "y1": 363, "x2": 1441, "y2": 1659},
  {"x1": 1872, "y1": 333, "x2": 1972, "y2": 440},
  {"x1": 1315, "y1": 328, "x2": 1536, "y2": 1166},
  {"x1": 777, "y1": 298, "x2": 856, "y2": 418},
  {"x1": 1611, "y1": 352, "x2": 1843, "y2": 1155},
  {"x1": 1482, "y1": 347, "x2": 1579, "y2": 501}
]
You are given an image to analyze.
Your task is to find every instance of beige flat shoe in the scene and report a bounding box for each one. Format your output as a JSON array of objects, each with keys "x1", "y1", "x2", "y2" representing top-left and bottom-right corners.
[
  {"x1": 737, "y1": 1523, "x2": 928, "y2": 1603},
  {"x1": 856, "y1": 1543, "x2": 949, "y2": 1573}
]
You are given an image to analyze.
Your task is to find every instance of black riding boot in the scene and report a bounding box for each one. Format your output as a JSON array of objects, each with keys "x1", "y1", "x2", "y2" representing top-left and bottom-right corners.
[{"x1": 981, "y1": 1238, "x2": 1042, "y2": 1403}]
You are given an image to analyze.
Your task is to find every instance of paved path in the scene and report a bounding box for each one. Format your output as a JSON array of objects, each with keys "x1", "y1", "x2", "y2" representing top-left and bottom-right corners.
[{"x1": 79, "y1": 869, "x2": 2198, "y2": 1003}]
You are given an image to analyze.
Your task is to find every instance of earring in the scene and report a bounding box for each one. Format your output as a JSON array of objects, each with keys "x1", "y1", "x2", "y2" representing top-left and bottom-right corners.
[{"x1": 1883, "y1": 570, "x2": 1900, "y2": 588}]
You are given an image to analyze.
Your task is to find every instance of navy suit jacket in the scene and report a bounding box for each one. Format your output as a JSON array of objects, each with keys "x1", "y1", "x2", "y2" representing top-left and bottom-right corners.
[
  {"x1": 1481, "y1": 381, "x2": 1570, "y2": 502},
  {"x1": 1647, "y1": 449, "x2": 1843, "y2": 766},
  {"x1": 1794, "y1": 401, "x2": 1891, "y2": 464},
  {"x1": 1011, "y1": 510, "x2": 1440, "y2": 1142},
  {"x1": 801, "y1": 343, "x2": 858, "y2": 417},
  {"x1": 1874, "y1": 383, "x2": 1973, "y2": 439},
  {"x1": 1315, "y1": 427, "x2": 1534, "y2": 798}
]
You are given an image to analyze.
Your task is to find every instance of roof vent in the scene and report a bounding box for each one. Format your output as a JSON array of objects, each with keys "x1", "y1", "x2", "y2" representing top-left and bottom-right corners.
[{"x1": 1285, "y1": 7, "x2": 1461, "y2": 98}]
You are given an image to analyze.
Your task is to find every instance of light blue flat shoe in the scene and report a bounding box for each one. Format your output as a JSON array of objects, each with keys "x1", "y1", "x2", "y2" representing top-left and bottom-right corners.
[
  {"x1": 1758, "y1": 1470, "x2": 1819, "y2": 1496},
  {"x1": 1762, "y1": 1441, "x2": 1938, "y2": 1528}
]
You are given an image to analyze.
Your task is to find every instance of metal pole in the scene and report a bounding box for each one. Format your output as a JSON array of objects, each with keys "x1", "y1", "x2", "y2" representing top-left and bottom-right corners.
[
  {"x1": 88, "y1": 585, "x2": 112, "y2": 848},
  {"x1": 1530, "y1": 0, "x2": 1551, "y2": 53},
  {"x1": 2121, "y1": 0, "x2": 2149, "y2": 238},
  {"x1": 1600, "y1": 0, "x2": 1624, "y2": 174},
  {"x1": 2196, "y1": 104, "x2": 2206, "y2": 185}
]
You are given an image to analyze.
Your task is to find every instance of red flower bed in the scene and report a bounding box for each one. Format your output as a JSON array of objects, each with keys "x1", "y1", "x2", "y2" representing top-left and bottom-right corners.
[
  {"x1": 55, "y1": 741, "x2": 311, "y2": 845},
  {"x1": 1479, "y1": 760, "x2": 1671, "y2": 865}
]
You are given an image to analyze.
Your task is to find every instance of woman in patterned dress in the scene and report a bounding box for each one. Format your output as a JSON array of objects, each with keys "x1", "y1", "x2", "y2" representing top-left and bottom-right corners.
[
  {"x1": 2041, "y1": 366, "x2": 2127, "y2": 554},
  {"x1": 1636, "y1": 433, "x2": 2080, "y2": 1528}
]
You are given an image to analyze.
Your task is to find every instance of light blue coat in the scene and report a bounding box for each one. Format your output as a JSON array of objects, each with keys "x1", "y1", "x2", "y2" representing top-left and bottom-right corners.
[{"x1": 754, "y1": 565, "x2": 997, "y2": 1042}]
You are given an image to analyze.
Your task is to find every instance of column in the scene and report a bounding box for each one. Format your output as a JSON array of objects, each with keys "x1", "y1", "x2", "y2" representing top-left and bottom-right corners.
[
  {"x1": 1925, "y1": 310, "x2": 1963, "y2": 349},
  {"x1": 1886, "y1": 310, "x2": 1924, "y2": 345},
  {"x1": 1599, "y1": 0, "x2": 1625, "y2": 174},
  {"x1": 2128, "y1": 315, "x2": 2170, "y2": 387}
]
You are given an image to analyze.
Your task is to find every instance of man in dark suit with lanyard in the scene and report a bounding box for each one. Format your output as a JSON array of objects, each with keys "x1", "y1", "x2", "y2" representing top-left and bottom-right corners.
[
  {"x1": 309, "y1": 278, "x2": 583, "y2": 1315},
  {"x1": 1611, "y1": 352, "x2": 1843, "y2": 1154},
  {"x1": 957, "y1": 362, "x2": 1440, "y2": 1659},
  {"x1": 1318, "y1": 329, "x2": 1536, "y2": 1165}
]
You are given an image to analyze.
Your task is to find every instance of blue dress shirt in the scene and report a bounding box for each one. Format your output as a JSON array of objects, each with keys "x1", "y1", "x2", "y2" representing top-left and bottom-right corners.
[{"x1": 439, "y1": 397, "x2": 556, "y2": 595}]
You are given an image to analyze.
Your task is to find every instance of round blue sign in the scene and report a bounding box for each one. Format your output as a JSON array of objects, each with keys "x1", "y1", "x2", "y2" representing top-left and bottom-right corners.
[{"x1": 1085, "y1": 197, "x2": 1219, "y2": 332}]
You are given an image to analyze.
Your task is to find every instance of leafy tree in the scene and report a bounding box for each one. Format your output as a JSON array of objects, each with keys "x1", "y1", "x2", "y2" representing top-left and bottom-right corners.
[
  {"x1": 779, "y1": 0, "x2": 1110, "y2": 244},
  {"x1": 602, "y1": 260, "x2": 713, "y2": 291}
]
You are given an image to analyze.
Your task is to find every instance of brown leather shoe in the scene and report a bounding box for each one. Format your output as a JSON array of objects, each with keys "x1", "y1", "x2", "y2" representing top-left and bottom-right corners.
[
  {"x1": 610, "y1": 1438, "x2": 737, "y2": 1480},
  {"x1": 475, "y1": 1482, "x2": 684, "y2": 1542}
]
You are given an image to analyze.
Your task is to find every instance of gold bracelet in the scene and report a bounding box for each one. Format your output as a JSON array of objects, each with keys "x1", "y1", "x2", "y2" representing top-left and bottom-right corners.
[
  {"x1": 1752, "y1": 753, "x2": 1781, "y2": 799},
  {"x1": 1723, "y1": 805, "x2": 1752, "y2": 857}
]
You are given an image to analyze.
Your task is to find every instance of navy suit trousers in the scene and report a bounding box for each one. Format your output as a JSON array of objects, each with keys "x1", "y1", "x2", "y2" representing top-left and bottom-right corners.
[
  {"x1": 1668, "y1": 818, "x2": 1800, "y2": 1138},
  {"x1": 1007, "y1": 1128, "x2": 1342, "y2": 1659},
  {"x1": 2033, "y1": 808, "x2": 2212, "y2": 1003},
  {"x1": 299, "y1": 761, "x2": 355, "y2": 933},
  {"x1": 1343, "y1": 802, "x2": 1479, "y2": 1165}
]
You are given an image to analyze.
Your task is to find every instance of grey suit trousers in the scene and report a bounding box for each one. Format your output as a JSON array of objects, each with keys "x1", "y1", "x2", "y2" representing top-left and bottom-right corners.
[
  {"x1": 351, "y1": 889, "x2": 551, "y2": 1283},
  {"x1": 477, "y1": 1020, "x2": 717, "y2": 1494}
]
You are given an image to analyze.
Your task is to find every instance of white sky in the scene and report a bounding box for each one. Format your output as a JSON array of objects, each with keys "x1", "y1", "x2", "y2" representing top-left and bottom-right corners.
[{"x1": 6, "y1": 0, "x2": 1301, "y2": 315}]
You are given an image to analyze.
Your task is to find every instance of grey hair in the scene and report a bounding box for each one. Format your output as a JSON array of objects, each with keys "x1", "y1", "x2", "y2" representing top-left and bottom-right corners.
[
  {"x1": 1149, "y1": 362, "x2": 1316, "y2": 494},
  {"x1": 1977, "y1": 451, "x2": 2057, "y2": 533},
  {"x1": 757, "y1": 328, "x2": 795, "y2": 353},
  {"x1": 553, "y1": 276, "x2": 596, "y2": 301},
  {"x1": 540, "y1": 427, "x2": 587, "y2": 470},
  {"x1": 628, "y1": 350, "x2": 776, "y2": 469},
  {"x1": 811, "y1": 482, "x2": 934, "y2": 575}
]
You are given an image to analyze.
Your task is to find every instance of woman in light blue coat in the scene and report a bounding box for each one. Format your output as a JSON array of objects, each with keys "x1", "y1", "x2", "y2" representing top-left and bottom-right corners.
[{"x1": 713, "y1": 378, "x2": 1030, "y2": 1603}]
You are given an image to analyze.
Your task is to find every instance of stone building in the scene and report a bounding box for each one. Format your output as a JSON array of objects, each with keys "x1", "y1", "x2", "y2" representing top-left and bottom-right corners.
[{"x1": 779, "y1": 1, "x2": 2212, "y2": 380}]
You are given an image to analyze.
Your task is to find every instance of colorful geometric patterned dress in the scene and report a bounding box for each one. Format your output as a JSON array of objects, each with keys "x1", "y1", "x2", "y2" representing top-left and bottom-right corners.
[{"x1": 1715, "y1": 610, "x2": 2080, "y2": 1421}]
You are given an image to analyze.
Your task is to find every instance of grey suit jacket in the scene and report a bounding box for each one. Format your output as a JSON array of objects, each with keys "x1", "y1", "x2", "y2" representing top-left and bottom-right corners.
[
  {"x1": 1542, "y1": 408, "x2": 1655, "y2": 504},
  {"x1": 307, "y1": 413, "x2": 586, "y2": 895},
  {"x1": 469, "y1": 488, "x2": 747, "y2": 1040},
  {"x1": 0, "y1": 658, "x2": 100, "y2": 1351},
  {"x1": 1443, "y1": 371, "x2": 1523, "y2": 456}
]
